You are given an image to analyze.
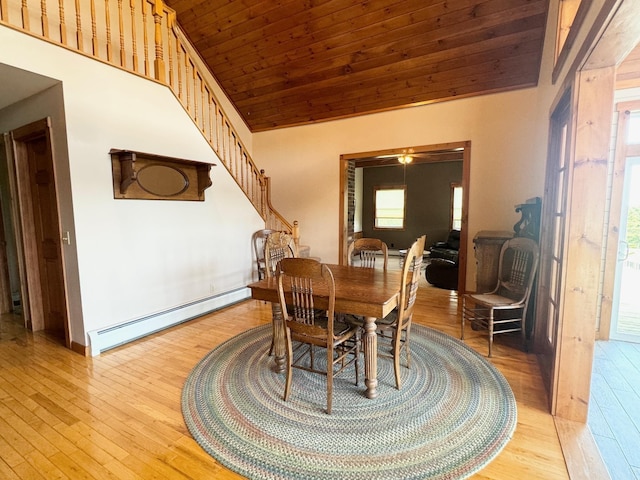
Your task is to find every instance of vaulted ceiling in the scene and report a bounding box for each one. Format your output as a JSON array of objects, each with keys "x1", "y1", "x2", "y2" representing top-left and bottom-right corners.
[{"x1": 165, "y1": 0, "x2": 549, "y2": 132}]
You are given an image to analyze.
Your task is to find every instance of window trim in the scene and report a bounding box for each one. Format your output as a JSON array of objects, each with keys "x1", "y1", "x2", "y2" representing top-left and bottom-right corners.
[
  {"x1": 450, "y1": 183, "x2": 463, "y2": 231},
  {"x1": 373, "y1": 185, "x2": 406, "y2": 231}
]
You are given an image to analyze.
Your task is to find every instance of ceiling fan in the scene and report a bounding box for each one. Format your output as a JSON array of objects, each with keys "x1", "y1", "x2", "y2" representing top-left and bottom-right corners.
[{"x1": 374, "y1": 149, "x2": 463, "y2": 164}]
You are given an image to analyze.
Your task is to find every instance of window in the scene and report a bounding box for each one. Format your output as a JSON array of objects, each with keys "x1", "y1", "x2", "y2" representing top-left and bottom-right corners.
[
  {"x1": 451, "y1": 184, "x2": 463, "y2": 230},
  {"x1": 374, "y1": 186, "x2": 405, "y2": 229}
]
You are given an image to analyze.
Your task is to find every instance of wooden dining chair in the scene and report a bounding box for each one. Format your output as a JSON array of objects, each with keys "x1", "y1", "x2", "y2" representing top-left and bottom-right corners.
[
  {"x1": 347, "y1": 237, "x2": 388, "y2": 270},
  {"x1": 343, "y1": 235, "x2": 426, "y2": 390},
  {"x1": 375, "y1": 235, "x2": 426, "y2": 389},
  {"x1": 461, "y1": 237, "x2": 540, "y2": 357},
  {"x1": 277, "y1": 258, "x2": 360, "y2": 414},
  {"x1": 264, "y1": 231, "x2": 297, "y2": 355},
  {"x1": 252, "y1": 228, "x2": 276, "y2": 280}
]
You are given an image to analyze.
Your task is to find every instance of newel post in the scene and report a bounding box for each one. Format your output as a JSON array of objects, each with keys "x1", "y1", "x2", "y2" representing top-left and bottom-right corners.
[
  {"x1": 260, "y1": 169, "x2": 268, "y2": 219},
  {"x1": 292, "y1": 221, "x2": 300, "y2": 254},
  {"x1": 151, "y1": 0, "x2": 166, "y2": 83}
]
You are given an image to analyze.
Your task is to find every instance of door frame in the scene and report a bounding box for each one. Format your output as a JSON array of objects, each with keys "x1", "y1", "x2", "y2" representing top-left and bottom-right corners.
[
  {"x1": 9, "y1": 117, "x2": 71, "y2": 347},
  {"x1": 600, "y1": 100, "x2": 640, "y2": 341},
  {"x1": 535, "y1": 89, "x2": 573, "y2": 412},
  {"x1": 339, "y1": 140, "x2": 470, "y2": 293}
]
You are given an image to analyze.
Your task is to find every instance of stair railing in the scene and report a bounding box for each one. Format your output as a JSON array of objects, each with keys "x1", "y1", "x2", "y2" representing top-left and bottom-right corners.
[{"x1": 0, "y1": 0, "x2": 293, "y2": 234}]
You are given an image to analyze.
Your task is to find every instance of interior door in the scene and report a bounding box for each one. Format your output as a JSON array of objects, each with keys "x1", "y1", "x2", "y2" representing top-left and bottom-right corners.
[
  {"x1": 11, "y1": 118, "x2": 69, "y2": 346},
  {"x1": 610, "y1": 106, "x2": 640, "y2": 342},
  {"x1": 535, "y1": 91, "x2": 571, "y2": 410}
]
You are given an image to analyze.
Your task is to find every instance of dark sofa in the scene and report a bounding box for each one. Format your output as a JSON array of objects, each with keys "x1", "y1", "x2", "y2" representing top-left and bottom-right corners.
[{"x1": 425, "y1": 230, "x2": 460, "y2": 290}]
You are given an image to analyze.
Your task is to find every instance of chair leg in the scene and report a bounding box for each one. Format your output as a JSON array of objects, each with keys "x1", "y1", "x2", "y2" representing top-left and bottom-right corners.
[
  {"x1": 283, "y1": 328, "x2": 293, "y2": 401},
  {"x1": 461, "y1": 296, "x2": 466, "y2": 340},
  {"x1": 405, "y1": 325, "x2": 412, "y2": 369},
  {"x1": 326, "y1": 347, "x2": 333, "y2": 414},
  {"x1": 393, "y1": 328, "x2": 402, "y2": 390},
  {"x1": 488, "y1": 310, "x2": 494, "y2": 358},
  {"x1": 355, "y1": 332, "x2": 360, "y2": 386}
]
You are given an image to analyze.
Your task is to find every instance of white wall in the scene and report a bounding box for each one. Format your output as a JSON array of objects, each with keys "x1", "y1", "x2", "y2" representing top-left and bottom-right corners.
[{"x1": 0, "y1": 27, "x2": 264, "y2": 348}]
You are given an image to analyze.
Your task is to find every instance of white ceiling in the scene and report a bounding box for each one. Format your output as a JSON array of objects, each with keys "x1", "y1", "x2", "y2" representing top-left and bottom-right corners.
[{"x1": 0, "y1": 63, "x2": 59, "y2": 111}]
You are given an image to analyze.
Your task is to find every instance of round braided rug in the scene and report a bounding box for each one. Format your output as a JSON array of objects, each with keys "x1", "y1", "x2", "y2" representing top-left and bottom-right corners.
[{"x1": 181, "y1": 324, "x2": 516, "y2": 480}]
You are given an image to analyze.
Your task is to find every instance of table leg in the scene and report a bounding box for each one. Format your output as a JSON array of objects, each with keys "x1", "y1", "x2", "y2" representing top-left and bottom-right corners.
[
  {"x1": 363, "y1": 315, "x2": 378, "y2": 399},
  {"x1": 271, "y1": 303, "x2": 286, "y2": 373}
]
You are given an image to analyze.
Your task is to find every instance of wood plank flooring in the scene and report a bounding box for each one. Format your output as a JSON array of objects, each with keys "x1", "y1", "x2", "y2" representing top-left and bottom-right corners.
[
  {"x1": 590, "y1": 339, "x2": 640, "y2": 479},
  {"x1": 0, "y1": 274, "x2": 570, "y2": 479}
]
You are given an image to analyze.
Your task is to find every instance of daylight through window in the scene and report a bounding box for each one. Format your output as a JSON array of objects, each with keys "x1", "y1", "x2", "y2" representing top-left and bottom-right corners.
[
  {"x1": 451, "y1": 184, "x2": 463, "y2": 230},
  {"x1": 374, "y1": 187, "x2": 405, "y2": 229}
]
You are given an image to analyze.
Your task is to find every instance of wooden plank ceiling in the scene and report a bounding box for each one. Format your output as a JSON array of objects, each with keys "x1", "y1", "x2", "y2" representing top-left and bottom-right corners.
[{"x1": 164, "y1": 0, "x2": 549, "y2": 132}]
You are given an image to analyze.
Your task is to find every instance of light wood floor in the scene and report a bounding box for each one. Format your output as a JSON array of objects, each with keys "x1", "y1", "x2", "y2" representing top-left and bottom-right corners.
[{"x1": 0, "y1": 278, "x2": 570, "y2": 479}]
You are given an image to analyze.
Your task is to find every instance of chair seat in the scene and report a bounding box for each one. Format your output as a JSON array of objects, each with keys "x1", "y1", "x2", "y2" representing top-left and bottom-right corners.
[{"x1": 468, "y1": 293, "x2": 522, "y2": 306}]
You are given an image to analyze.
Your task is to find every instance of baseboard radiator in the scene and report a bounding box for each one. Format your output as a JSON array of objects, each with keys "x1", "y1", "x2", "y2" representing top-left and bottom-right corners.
[{"x1": 87, "y1": 287, "x2": 250, "y2": 356}]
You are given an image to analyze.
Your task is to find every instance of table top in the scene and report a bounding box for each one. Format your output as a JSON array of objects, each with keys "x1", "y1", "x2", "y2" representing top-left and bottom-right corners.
[{"x1": 248, "y1": 264, "x2": 401, "y2": 319}]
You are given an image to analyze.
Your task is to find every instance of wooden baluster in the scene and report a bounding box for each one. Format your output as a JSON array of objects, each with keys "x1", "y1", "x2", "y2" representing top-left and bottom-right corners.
[
  {"x1": 0, "y1": 0, "x2": 7, "y2": 22},
  {"x1": 74, "y1": 0, "x2": 83, "y2": 50},
  {"x1": 167, "y1": 20, "x2": 174, "y2": 87},
  {"x1": 207, "y1": 92, "x2": 214, "y2": 144},
  {"x1": 21, "y1": 0, "x2": 30, "y2": 31},
  {"x1": 117, "y1": 0, "x2": 125, "y2": 67},
  {"x1": 152, "y1": 0, "x2": 165, "y2": 82},
  {"x1": 184, "y1": 54, "x2": 190, "y2": 111},
  {"x1": 230, "y1": 132, "x2": 236, "y2": 176},
  {"x1": 219, "y1": 114, "x2": 227, "y2": 166},
  {"x1": 90, "y1": 0, "x2": 98, "y2": 55},
  {"x1": 176, "y1": 45, "x2": 182, "y2": 99},
  {"x1": 142, "y1": 0, "x2": 149, "y2": 76},
  {"x1": 200, "y1": 74, "x2": 206, "y2": 132},
  {"x1": 39, "y1": 0, "x2": 47, "y2": 37},
  {"x1": 212, "y1": 101, "x2": 219, "y2": 152},
  {"x1": 58, "y1": 0, "x2": 66, "y2": 45},
  {"x1": 191, "y1": 63, "x2": 198, "y2": 121},
  {"x1": 292, "y1": 221, "x2": 300, "y2": 255},
  {"x1": 261, "y1": 171, "x2": 268, "y2": 219},
  {"x1": 130, "y1": 0, "x2": 138, "y2": 71},
  {"x1": 105, "y1": 0, "x2": 113, "y2": 62}
]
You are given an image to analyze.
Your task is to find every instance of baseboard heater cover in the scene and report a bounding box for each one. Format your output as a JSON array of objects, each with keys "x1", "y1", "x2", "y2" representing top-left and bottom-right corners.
[{"x1": 87, "y1": 287, "x2": 250, "y2": 356}]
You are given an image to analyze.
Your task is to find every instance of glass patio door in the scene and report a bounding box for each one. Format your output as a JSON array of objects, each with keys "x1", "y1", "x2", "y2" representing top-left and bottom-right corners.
[{"x1": 611, "y1": 154, "x2": 640, "y2": 341}]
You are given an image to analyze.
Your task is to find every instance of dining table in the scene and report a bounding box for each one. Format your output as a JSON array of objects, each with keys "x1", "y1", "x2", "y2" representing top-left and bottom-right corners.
[{"x1": 248, "y1": 263, "x2": 401, "y2": 399}]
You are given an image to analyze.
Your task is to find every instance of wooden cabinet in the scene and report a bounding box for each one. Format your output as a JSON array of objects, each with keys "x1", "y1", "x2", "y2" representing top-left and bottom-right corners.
[{"x1": 473, "y1": 231, "x2": 513, "y2": 293}]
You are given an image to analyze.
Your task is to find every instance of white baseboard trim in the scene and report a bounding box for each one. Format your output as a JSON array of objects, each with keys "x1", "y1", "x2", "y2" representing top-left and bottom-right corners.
[{"x1": 87, "y1": 287, "x2": 250, "y2": 356}]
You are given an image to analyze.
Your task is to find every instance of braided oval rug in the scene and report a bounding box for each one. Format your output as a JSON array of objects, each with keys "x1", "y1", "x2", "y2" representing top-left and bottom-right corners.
[{"x1": 181, "y1": 324, "x2": 516, "y2": 480}]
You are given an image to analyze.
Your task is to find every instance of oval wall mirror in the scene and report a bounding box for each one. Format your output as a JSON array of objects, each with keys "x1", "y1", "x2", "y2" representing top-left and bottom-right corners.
[{"x1": 137, "y1": 164, "x2": 189, "y2": 196}]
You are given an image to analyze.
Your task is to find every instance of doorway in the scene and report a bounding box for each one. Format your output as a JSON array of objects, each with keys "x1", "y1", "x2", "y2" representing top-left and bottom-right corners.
[
  {"x1": 5, "y1": 118, "x2": 70, "y2": 347},
  {"x1": 610, "y1": 103, "x2": 640, "y2": 343},
  {"x1": 339, "y1": 141, "x2": 470, "y2": 293}
]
